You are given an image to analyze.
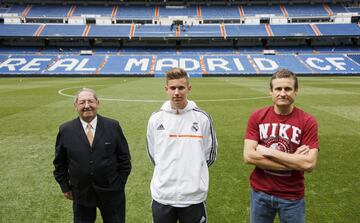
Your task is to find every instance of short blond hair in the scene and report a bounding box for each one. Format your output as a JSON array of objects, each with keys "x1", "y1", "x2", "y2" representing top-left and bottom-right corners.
[{"x1": 165, "y1": 68, "x2": 189, "y2": 84}]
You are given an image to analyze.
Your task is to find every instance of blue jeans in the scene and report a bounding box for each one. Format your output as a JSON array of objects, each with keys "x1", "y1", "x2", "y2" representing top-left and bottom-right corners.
[{"x1": 250, "y1": 190, "x2": 305, "y2": 223}]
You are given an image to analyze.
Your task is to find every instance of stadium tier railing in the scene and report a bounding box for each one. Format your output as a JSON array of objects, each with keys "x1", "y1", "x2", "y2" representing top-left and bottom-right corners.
[{"x1": 1, "y1": 23, "x2": 359, "y2": 38}]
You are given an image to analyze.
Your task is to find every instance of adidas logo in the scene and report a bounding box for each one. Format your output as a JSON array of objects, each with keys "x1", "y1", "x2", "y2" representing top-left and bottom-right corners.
[
  {"x1": 200, "y1": 216, "x2": 206, "y2": 223},
  {"x1": 157, "y1": 124, "x2": 165, "y2": 130}
]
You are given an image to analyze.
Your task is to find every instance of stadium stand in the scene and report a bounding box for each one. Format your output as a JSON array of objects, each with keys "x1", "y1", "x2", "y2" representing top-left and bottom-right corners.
[
  {"x1": 316, "y1": 23, "x2": 360, "y2": 36},
  {"x1": 117, "y1": 6, "x2": 155, "y2": 20},
  {"x1": 0, "y1": 0, "x2": 359, "y2": 76},
  {"x1": 72, "y1": 5, "x2": 114, "y2": 17},
  {"x1": 284, "y1": 5, "x2": 329, "y2": 17},
  {"x1": 225, "y1": 24, "x2": 268, "y2": 37},
  {"x1": 270, "y1": 24, "x2": 316, "y2": 37},
  {"x1": 158, "y1": 5, "x2": 197, "y2": 17},
  {"x1": 133, "y1": 24, "x2": 177, "y2": 38},
  {"x1": 200, "y1": 6, "x2": 241, "y2": 19},
  {"x1": 242, "y1": 5, "x2": 283, "y2": 17},
  {"x1": 26, "y1": 5, "x2": 71, "y2": 18}
]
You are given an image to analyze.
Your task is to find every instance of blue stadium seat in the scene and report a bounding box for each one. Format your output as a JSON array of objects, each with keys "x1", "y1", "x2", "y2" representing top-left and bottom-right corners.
[
  {"x1": 0, "y1": 3, "x2": 359, "y2": 76},
  {"x1": 346, "y1": 7, "x2": 360, "y2": 13},
  {"x1": 316, "y1": 24, "x2": 360, "y2": 36},
  {"x1": 72, "y1": 5, "x2": 114, "y2": 17},
  {"x1": 348, "y1": 54, "x2": 360, "y2": 64},
  {"x1": 116, "y1": 6, "x2": 155, "y2": 19},
  {"x1": 40, "y1": 24, "x2": 86, "y2": 37},
  {"x1": 328, "y1": 4, "x2": 349, "y2": 14},
  {"x1": 0, "y1": 6, "x2": 10, "y2": 14},
  {"x1": 158, "y1": 6, "x2": 197, "y2": 17},
  {"x1": 89, "y1": 25, "x2": 132, "y2": 38},
  {"x1": 271, "y1": 24, "x2": 316, "y2": 37},
  {"x1": 242, "y1": 5, "x2": 283, "y2": 16},
  {"x1": 133, "y1": 25, "x2": 176, "y2": 38},
  {"x1": 225, "y1": 24, "x2": 268, "y2": 37},
  {"x1": 179, "y1": 25, "x2": 222, "y2": 38},
  {"x1": 285, "y1": 4, "x2": 329, "y2": 17},
  {"x1": 4, "y1": 4, "x2": 27, "y2": 15},
  {"x1": 200, "y1": 6, "x2": 240, "y2": 19},
  {"x1": 1, "y1": 51, "x2": 360, "y2": 76},
  {"x1": 0, "y1": 24, "x2": 39, "y2": 37},
  {"x1": 27, "y1": 5, "x2": 70, "y2": 18}
]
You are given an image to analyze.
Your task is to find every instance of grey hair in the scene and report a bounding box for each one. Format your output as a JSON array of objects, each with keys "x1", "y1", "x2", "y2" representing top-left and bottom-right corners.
[{"x1": 74, "y1": 88, "x2": 98, "y2": 103}]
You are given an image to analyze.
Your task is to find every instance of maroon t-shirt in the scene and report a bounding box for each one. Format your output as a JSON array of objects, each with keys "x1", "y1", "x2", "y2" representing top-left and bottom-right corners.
[{"x1": 245, "y1": 106, "x2": 319, "y2": 200}]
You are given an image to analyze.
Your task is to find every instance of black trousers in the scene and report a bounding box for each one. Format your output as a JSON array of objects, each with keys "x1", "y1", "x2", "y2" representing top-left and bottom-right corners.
[
  {"x1": 152, "y1": 200, "x2": 207, "y2": 223},
  {"x1": 73, "y1": 190, "x2": 126, "y2": 223}
]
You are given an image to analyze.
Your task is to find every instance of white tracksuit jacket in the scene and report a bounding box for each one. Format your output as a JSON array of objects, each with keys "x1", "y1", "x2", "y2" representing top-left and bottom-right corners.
[{"x1": 146, "y1": 100, "x2": 217, "y2": 206}]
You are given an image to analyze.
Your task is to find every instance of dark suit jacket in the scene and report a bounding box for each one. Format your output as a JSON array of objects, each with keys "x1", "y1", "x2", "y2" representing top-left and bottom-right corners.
[{"x1": 53, "y1": 115, "x2": 131, "y2": 206}]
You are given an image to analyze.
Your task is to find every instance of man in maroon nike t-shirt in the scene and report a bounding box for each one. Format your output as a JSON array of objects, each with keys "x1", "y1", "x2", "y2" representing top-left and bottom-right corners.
[{"x1": 244, "y1": 69, "x2": 319, "y2": 223}]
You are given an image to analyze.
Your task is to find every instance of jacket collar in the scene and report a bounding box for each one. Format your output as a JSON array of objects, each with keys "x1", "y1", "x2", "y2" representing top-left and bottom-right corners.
[{"x1": 160, "y1": 100, "x2": 197, "y2": 114}]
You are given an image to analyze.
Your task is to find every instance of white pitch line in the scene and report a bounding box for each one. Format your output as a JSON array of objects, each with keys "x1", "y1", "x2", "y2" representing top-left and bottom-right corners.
[
  {"x1": 58, "y1": 86, "x2": 269, "y2": 103},
  {"x1": 196, "y1": 96, "x2": 269, "y2": 102}
]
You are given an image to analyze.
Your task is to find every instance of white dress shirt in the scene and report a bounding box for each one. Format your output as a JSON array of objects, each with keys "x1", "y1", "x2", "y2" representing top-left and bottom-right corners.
[{"x1": 80, "y1": 116, "x2": 98, "y2": 137}]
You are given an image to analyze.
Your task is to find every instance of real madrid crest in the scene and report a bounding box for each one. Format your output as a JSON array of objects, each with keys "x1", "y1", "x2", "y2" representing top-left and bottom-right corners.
[{"x1": 191, "y1": 122, "x2": 199, "y2": 132}]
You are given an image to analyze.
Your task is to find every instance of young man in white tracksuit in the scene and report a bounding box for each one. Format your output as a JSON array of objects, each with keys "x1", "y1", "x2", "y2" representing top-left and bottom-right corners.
[{"x1": 147, "y1": 68, "x2": 217, "y2": 223}]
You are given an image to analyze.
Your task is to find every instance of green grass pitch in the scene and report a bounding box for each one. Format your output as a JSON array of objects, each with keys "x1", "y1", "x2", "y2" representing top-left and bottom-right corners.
[{"x1": 0, "y1": 76, "x2": 359, "y2": 222}]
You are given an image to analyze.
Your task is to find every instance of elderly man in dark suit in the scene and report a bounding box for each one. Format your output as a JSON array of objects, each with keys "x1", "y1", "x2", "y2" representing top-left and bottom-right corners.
[{"x1": 53, "y1": 88, "x2": 131, "y2": 223}]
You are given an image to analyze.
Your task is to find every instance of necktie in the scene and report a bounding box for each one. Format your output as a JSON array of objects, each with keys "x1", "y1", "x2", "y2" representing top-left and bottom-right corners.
[{"x1": 86, "y1": 124, "x2": 94, "y2": 146}]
